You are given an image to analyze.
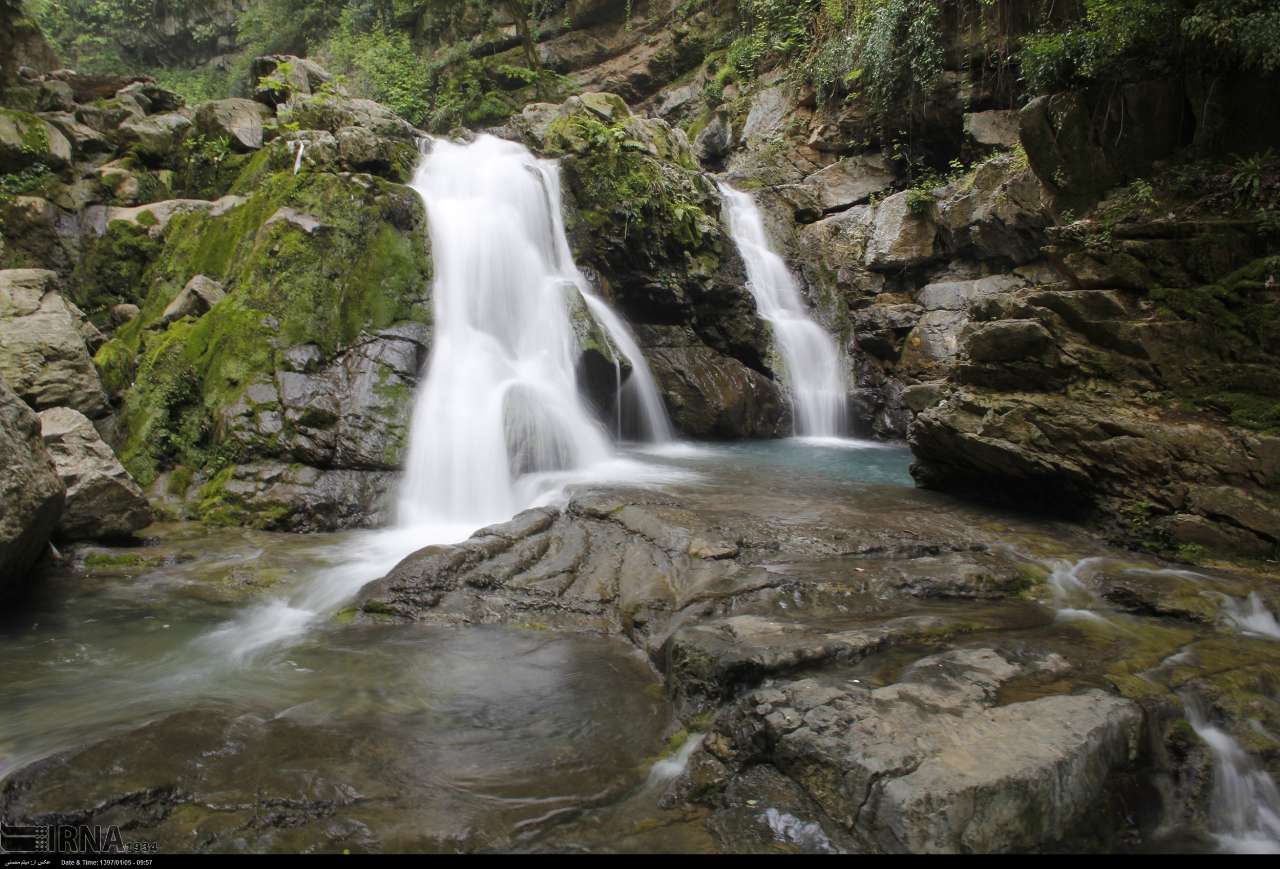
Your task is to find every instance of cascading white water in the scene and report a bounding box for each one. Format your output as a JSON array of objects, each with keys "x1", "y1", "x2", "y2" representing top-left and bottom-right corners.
[
  {"x1": 719, "y1": 184, "x2": 847, "y2": 438},
  {"x1": 1185, "y1": 700, "x2": 1280, "y2": 853},
  {"x1": 190, "y1": 134, "x2": 683, "y2": 664},
  {"x1": 397, "y1": 134, "x2": 671, "y2": 527}
]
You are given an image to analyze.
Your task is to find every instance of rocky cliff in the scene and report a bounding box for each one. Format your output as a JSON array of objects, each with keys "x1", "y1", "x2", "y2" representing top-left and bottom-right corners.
[{"x1": 3, "y1": 0, "x2": 1277, "y2": 555}]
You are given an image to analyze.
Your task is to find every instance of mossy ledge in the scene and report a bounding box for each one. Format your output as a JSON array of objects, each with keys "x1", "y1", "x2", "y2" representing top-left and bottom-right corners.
[{"x1": 93, "y1": 163, "x2": 432, "y2": 520}]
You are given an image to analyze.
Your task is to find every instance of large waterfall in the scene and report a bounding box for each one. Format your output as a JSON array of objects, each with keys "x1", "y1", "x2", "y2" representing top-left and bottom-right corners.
[
  {"x1": 719, "y1": 184, "x2": 847, "y2": 438},
  {"x1": 397, "y1": 134, "x2": 671, "y2": 528}
]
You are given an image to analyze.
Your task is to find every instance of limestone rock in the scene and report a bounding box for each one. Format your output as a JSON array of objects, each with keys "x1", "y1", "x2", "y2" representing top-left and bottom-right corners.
[
  {"x1": 38, "y1": 406, "x2": 152, "y2": 541},
  {"x1": 694, "y1": 110, "x2": 733, "y2": 163},
  {"x1": 194, "y1": 98, "x2": 273, "y2": 151},
  {"x1": 963, "y1": 109, "x2": 1020, "y2": 152},
  {"x1": 1020, "y1": 92, "x2": 1114, "y2": 216},
  {"x1": 0, "y1": 269, "x2": 109, "y2": 418},
  {"x1": 803, "y1": 153, "x2": 895, "y2": 212},
  {"x1": 0, "y1": 108, "x2": 72, "y2": 170},
  {"x1": 250, "y1": 55, "x2": 337, "y2": 107},
  {"x1": 865, "y1": 191, "x2": 938, "y2": 270},
  {"x1": 111, "y1": 303, "x2": 140, "y2": 325},
  {"x1": 116, "y1": 111, "x2": 192, "y2": 159},
  {"x1": 709, "y1": 649, "x2": 1142, "y2": 853},
  {"x1": 643, "y1": 326, "x2": 789, "y2": 438},
  {"x1": 219, "y1": 323, "x2": 427, "y2": 477},
  {"x1": 0, "y1": 377, "x2": 64, "y2": 594},
  {"x1": 962, "y1": 319, "x2": 1055, "y2": 363},
  {"x1": 285, "y1": 94, "x2": 416, "y2": 142}
]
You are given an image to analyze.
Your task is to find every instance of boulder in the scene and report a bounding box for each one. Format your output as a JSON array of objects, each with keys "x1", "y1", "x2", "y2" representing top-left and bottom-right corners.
[
  {"x1": 159, "y1": 274, "x2": 225, "y2": 325},
  {"x1": 73, "y1": 94, "x2": 145, "y2": 135},
  {"x1": 641, "y1": 326, "x2": 789, "y2": 438},
  {"x1": 803, "y1": 153, "x2": 895, "y2": 212},
  {"x1": 285, "y1": 94, "x2": 416, "y2": 142},
  {"x1": 0, "y1": 5, "x2": 59, "y2": 88},
  {"x1": 38, "y1": 406, "x2": 152, "y2": 541},
  {"x1": 865, "y1": 191, "x2": 939, "y2": 270},
  {"x1": 116, "y1": 111, "x2": 192, "y2": 159},
  {"x1": 963, "y1": 109, "x2": 1020, "y2": 153},
  {"x1": 111, "y1": 303, "x2": 140, "y2": 325},
  {"x1": 250, "y1": 55, "x2": 336, "y2": 107},
  {"x1": 194, "y1": 98, "x2": 273, "y2": 151},
  {"x1": 1019, "y1": 92, "x2": 1116, "y2": 216},
  {"x1": 0, "y1": 269, "x2": 109, "y2": 418},
  {"x1": 39, "y1": 111, "x2": 112, "y2": 157},
  {"x1": 0, "y1": 108, "x2": 72, "y2": 170},
  {"x1": 0, "y1": 377, "x2": 64, "y2": 594},
  {"x1": 694, "y1": 110, "x2": 733, "y2": 163},
  {"x1": 710, "y1": 650, "x2": 1142, "y2": 852}
]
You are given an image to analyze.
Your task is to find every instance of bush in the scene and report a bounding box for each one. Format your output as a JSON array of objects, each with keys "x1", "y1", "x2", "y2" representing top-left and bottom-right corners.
[{"x1": 318, "y1": 14, "x2": 432, "y2": 126}]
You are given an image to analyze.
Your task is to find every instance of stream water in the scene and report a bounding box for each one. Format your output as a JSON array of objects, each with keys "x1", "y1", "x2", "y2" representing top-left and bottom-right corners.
[{"x1": 0, "y1": 441, "x2": 909, "y2": 852}]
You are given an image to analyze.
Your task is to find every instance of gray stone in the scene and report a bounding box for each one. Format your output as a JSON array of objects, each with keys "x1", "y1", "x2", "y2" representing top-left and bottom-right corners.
[
  {"x1": 250, "y1": 54, "x2": 336, "y2": 107},
  {"x1": 0, "y1": 377, "x2": 64, "y2": 594},
  {"x1": 742, "y1": 84, "x2": 793, "y2": 145},
  {"x1": 194, "y1": 98, "x2": 273, "y2": 151},
  {"x1": 160, "y1": 274, "x2": 226, "y2": 325},
  {"x1": 803, "y1": 153, "x2": 895, "y2": 212},
  {"x1": 694, "y1": 110, "x2": 733, "y2": 163},
  {"x1": 963, "y1": 110, "x2": 1020, "y2": 151},
  {"x1": 38, "y1": 406, "x2": 152, "y2": 541},
  {"x1": 0, "y1": 269, "x2": 109, "y2": 418},
  {"x1": 116, "y1": 111, "x2": 192, "y2": 159},
  {"x1": 0, "y1": 110, "x2": 72, "y2": 170},
  {"x1": 110, "y1": 303, "x2": 140, "y2": 325},
  {"x1": 963, "y1": 319, "x2": 1055, "y2": 362},
  {"x1": 865, "y1": 191, "x2": 938, "y2": 270}
]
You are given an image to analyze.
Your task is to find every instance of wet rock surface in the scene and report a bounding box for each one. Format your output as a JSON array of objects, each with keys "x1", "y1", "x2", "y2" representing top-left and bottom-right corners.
[
  {"x1": 38, "y1": 405, "x2": 152, "y2": 541},
  {"x1": 345, "y1": 448, "x2": 1280, "y2": 852},
  {"x1": 0, "y1": 376, "x2": 64, "y2": 593},
  {"x1": 2, "y1": 446, "x2": 1278, "y2": 853},
  {"x1": 0, "y1": 269, "x2": 109, "y2": 418}
]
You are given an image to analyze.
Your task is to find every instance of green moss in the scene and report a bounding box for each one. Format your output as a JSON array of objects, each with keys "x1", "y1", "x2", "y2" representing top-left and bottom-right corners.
[
  {"x1": 106, "y1": 167, "x2": 432, "y2": 516},
  {"x1": 0, "y1": 108, "x2": 51, "y2": 157},
  {"x1": 544, "y1": 108, "x2": 722, "y2": 273},
  {"x1": 167, "y1": 465, "x2": 195, "y2": 496},
  {"x1": 94, "y1": 316, "x2": 145, "y2": 394},
  {"x1": 71, "y1": 220, "x2": 163, "y2": 325},
  {"x1": 83, "y1": 552, "x2": 147, "y2": 568},
  {"x1": 1152, "y1": 255, "x2": 1280, "y2": 345}
]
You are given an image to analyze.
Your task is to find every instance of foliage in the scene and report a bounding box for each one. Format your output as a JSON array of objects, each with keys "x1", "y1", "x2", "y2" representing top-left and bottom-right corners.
[
  {"x1": 317, "y1": 12, "x2": 432, "y2": 125},
  {"x1": 71, "y1": 218, "x2": 162, "y2": 323},
  {"x1": 544, "y1": 109, "x2": 718, "y2": 266},
  {"x1": 0, "y1": 162, "x2": 54, "y2": 203},
  {"x1": 1021, "y1": 0, "x2": 1280, "y2": 93}
]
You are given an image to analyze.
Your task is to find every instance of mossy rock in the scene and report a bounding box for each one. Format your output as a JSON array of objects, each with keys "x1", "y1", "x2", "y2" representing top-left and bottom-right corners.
[
  {"x1": 542, "y1": 100, "x2": 722, "y2": 275},
  {"x1": 97, "y1": 167, "x2": 432, "y2": 490},
  {"x1": 71, "y1": 219, "x2": 163, "y2": 326}
]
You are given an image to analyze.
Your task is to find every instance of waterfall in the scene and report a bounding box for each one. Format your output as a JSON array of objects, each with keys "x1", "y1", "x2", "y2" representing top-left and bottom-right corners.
[
  {"x1": 1185, "y1": 700, "x2": 1280, "y2": 853},
  {"x1": 397, "y1": 134, "x2": 670, "y2": 528},
  {"x1": 719, "y1": 184, "x2": 847, "y2": 438}
]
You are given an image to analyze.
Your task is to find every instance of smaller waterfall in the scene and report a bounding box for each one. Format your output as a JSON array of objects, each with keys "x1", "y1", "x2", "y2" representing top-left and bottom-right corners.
[
  {"x1": 719, "y1": 184, "x2": 847, "y2": 438},
  {"x1": 1186, "y1": 700, "x2": 1280, "y2": 853},
  {"x1": 1221, "y1": 591, "x2": 1280, "y2": 640}
]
